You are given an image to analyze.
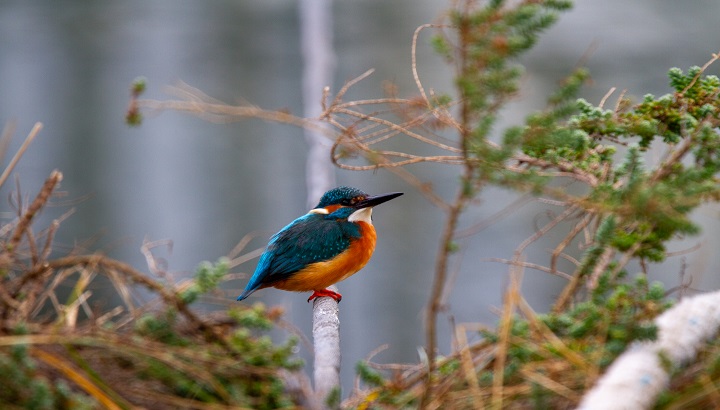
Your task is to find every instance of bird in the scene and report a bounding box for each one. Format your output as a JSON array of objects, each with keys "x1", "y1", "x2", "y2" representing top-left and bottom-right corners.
[{"x1": 237, "y1": 186, "x2": 403, "y2": 303}]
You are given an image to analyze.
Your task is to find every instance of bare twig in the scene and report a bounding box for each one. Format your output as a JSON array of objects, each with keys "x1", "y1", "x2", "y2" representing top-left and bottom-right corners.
[
  {"x1": 0, "y1": 121, "x2": 17, "y2": 167},
  {"x1": 598, "y1": 87, "x2": 616, "y2": 109},
  {"x1": 0, "y1": 122, "x2": 43, "y2": 189},
  {"x1": 513, "y1": 205, "x2": 579, "y2": 265},
  {"x1": 484, "y1": 257, "x2": 572, "y2": 280},
  {"x1": 456, "y1": 194, "x2": 534, "y2": 239},
  {"x1": 679, "y1": 51, "x2": 720, "y2": 96},
  {"x1": 492, "y1": 263, "x2": 523, "y2": 409},
  {"x1": 38, "y1": 255, "x2": 233, "y2": 351},
  {"x1": 550, "y1": 213, "x2": 594, "y2": 273},
  {"x1": 32, "y1": 348, "x2": 127, "y2": 410},
  {"x1": 454, "y1": 324, "x2": 484, "y2": 409}
]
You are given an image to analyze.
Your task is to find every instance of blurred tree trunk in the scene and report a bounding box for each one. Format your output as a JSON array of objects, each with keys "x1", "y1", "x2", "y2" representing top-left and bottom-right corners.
[{"x1": 300, "y1": 0, "x2": 340, "y2": 407}]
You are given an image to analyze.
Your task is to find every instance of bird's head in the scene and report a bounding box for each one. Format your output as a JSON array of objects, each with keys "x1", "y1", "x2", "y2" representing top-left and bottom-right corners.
[{"x1": 309, "y1": 186, "x2": 403, "y2": 223}]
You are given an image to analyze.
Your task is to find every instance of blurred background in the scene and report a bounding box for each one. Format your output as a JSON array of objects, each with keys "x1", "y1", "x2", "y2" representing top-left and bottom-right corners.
[{"x1": 2, "y1": 0, "x2": 720, "y2": 394}]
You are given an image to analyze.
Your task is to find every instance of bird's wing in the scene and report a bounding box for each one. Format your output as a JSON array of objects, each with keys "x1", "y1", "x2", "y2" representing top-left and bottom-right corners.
[{"x1": 240, "y1": 214, "x2": 361, "y2": 296}]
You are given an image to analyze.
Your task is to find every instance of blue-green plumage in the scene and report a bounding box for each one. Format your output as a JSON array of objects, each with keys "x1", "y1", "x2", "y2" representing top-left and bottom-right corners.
[
  {"x1": 236, "y1": 186, "x2": 402, "y2": 302},
  {"x1": 237, "y1": 204, "x2": 361, "y2": 300},
  {"x1": 316, "y1": 186, "x2": 366, "y2": 208}
]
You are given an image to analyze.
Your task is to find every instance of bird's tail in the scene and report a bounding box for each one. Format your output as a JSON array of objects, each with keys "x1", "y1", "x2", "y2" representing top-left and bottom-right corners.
[{"x1": 236, "y1": 288, "x2": 256, "y2": 301}]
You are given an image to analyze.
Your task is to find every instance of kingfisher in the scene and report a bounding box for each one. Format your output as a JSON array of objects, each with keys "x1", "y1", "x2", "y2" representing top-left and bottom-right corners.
[{"x1": 236, "y1": 186, "x2": 402, "y2": 303}]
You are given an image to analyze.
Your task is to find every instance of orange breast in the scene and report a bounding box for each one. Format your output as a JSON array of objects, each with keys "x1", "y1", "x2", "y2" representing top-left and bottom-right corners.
[{"x1": 273, "y1": 221, "x2": 377, "y2": 292}]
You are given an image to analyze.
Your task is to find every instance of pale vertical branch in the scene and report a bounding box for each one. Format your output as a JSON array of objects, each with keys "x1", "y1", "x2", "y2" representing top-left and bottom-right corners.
[
  {"x1": 301, "y1": 0, "x2": 337, "y2": 207},
  {"x1": 312, "y1": 285, "x2": 341, "y2": 405},
  {"x1": 300, "y1": 0, "x2": 341, "y2": 406}
]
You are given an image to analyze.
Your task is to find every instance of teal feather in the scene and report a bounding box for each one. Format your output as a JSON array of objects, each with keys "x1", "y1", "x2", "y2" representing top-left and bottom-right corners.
[{"x1": 237, "y1": 207, "x2": 361, "y2": 300}]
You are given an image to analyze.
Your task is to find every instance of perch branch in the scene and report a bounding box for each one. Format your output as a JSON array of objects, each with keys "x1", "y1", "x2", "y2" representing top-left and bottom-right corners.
[
  {"x1": 578, "y1": 289, "x2": 720, "y2": 409},
  {"x1": 312, "y1": 285, "x2": 341, "y2": 406}
]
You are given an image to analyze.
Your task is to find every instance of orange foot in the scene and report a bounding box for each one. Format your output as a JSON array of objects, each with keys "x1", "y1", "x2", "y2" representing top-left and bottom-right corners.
[{"x1": 307, "y1": 289, "x2": 342, "y2": 303}]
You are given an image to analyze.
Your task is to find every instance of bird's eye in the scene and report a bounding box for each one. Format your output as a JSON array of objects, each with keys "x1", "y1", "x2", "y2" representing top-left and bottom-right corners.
[{"x1": 340, "y1": 196, "x2": 364, "y2": 206}]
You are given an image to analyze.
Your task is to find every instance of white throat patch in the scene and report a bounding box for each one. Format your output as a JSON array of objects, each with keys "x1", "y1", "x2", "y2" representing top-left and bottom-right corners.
[{"x1": 349, "y1": 207, "x2": 373, "y2": 224}]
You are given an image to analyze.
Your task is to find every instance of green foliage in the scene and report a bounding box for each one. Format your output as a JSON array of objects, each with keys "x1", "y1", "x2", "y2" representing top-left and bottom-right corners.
[
  {"x1": 546, "y1": 275, "x2": 666, "y2": 365},
  {"x1": 325, "y1": 386, "x2": 342, "y2": 409},
  {"x1": 230, "y1": 302, "x2": 276, "y2": 330},
  {"x1": 228, "y1": 307, "x2": 302, "y2": 370},
  {"x1": 134, "y1": 256, "x2": 304, "y2": 406},
  {"x1": 180, "y1": 257, "x2": 230, "y2": 304},
  {"x1": 131, "y1": 260, "x2": 302, "y2": 408},
  {"x1": 0, "y1": 346, "x2": 97, "y2": 409},
  {"x1": 515, "y1": 65, "x2": 720, "y2": 264},
  {"x1": 356, "y1": 361, "x2": 385, "y2": 387},
  {"x1": 361, "y1": 276, "x2": 668, "y2": 408},
  {"x1": 481, "y1": 277, "x2": 664, "y2": 388},
  {"x1": 653, "y1": 338, "x2": 720, "y2": 409},
  {"x1": 440, "y1": 0, "x2": 573, "y2": 142},
  {"x1": 135, "y1": 310, "x2": 190, "y2": 346},
  {"x1": 130, "y1": 76, "x2": 147, "y2": 95},
  {"x1": 125, "y1": 77, "x2": 146, "y2": 126},
  {"x1": 349, "y1": 1, "x2": 720, "y2": 408},
  {"x1": 0, "y1": 251, "x2": 301, "y2": 409}
]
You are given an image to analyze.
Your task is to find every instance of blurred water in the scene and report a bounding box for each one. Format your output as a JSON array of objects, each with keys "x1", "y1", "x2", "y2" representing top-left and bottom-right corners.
[{"x1": 2, "y1": 0, "x2": 720, "y2": 395}]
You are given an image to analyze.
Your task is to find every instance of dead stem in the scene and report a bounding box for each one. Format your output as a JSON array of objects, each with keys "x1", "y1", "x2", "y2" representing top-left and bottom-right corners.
[
  {"x1": 7, "y1": 169, "x2": 62, "y2": 253},
  {"x1": 0, "y1": 122, "x2": 43, "y2": 189},
  {"x1": 551, "y1": 213, "x2": 594, "y2": 273},
  {"x1": 491, "y1": 264, "x2": 523, "y2": 409},
  {"x1": 455, "y1": 324, "x2": 485, "y2": 408},
  {"x1": 484, "y1": 258, "x2": 572, "y2": 280},
  {"x1": 31, "y1": 347, "x2": 127, "y2": 410}
]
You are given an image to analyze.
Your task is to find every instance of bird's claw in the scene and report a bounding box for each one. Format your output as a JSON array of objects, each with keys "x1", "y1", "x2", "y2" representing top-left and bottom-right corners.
[{"x1": 308, "y1": 289, "x2": 342, "y2": 303}]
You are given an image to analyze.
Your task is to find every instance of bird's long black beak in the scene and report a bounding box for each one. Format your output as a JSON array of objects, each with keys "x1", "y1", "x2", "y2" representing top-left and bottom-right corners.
[{"x1": 354, "y1": 192, "x2": 403, "y2": 209}]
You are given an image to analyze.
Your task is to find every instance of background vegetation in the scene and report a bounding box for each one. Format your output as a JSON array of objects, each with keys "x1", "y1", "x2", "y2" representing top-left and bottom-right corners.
[{"x1": 3, "y1": 0, "x2": 720, "y2": 408}]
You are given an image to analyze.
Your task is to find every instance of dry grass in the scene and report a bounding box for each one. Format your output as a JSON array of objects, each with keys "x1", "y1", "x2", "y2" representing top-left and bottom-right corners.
[{"x1": 0, "y1": 123, "x2": 304, "y2": 409}]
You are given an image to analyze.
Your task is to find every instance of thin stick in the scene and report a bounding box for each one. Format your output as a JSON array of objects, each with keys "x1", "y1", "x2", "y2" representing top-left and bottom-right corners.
[
  {"x1": 484, "y1": 258, "x2": 572, "y2": 280},
  {"x1": 550, "y1": 213, "x2": 593, "y2": 273},
  {"x1": 32, "y1": 348, "x2": 126, "y2": 410},
  {"x1": 598, "y1": 87, "x2": 616, "y2": 109},
  {"x1": 679, "y1": 51, "x2": 720, "y2": 96},
  {"x1": 0, "y1": 122, "x2": 43, "y2": 188},
  {"x1": 412, "y1": 24, "x2": 436, "y2": 107},
  {"x1": 0, "y1": 120, "x2": 17, "y2": 166},
  {"x1": 491, "y1": 263, "x2": 523, "y2": 409},
  {"x1": 455, "y1": 324, "x2": 484, "y2": 408}
]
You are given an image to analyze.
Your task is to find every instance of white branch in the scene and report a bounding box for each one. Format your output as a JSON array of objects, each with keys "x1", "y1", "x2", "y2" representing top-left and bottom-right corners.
[
  {"x1": 312, "y1": 285, "x2": 341, "y2": 405},
  {"x1": 300, "y1": 0, "x2": 341, "y2": 406},
  {"x1": 300, "y1": 0, "x2": 336, "y2": 207},
  {"x1": 578, "y1": 290, "x2": 720, "y2": 410}
]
